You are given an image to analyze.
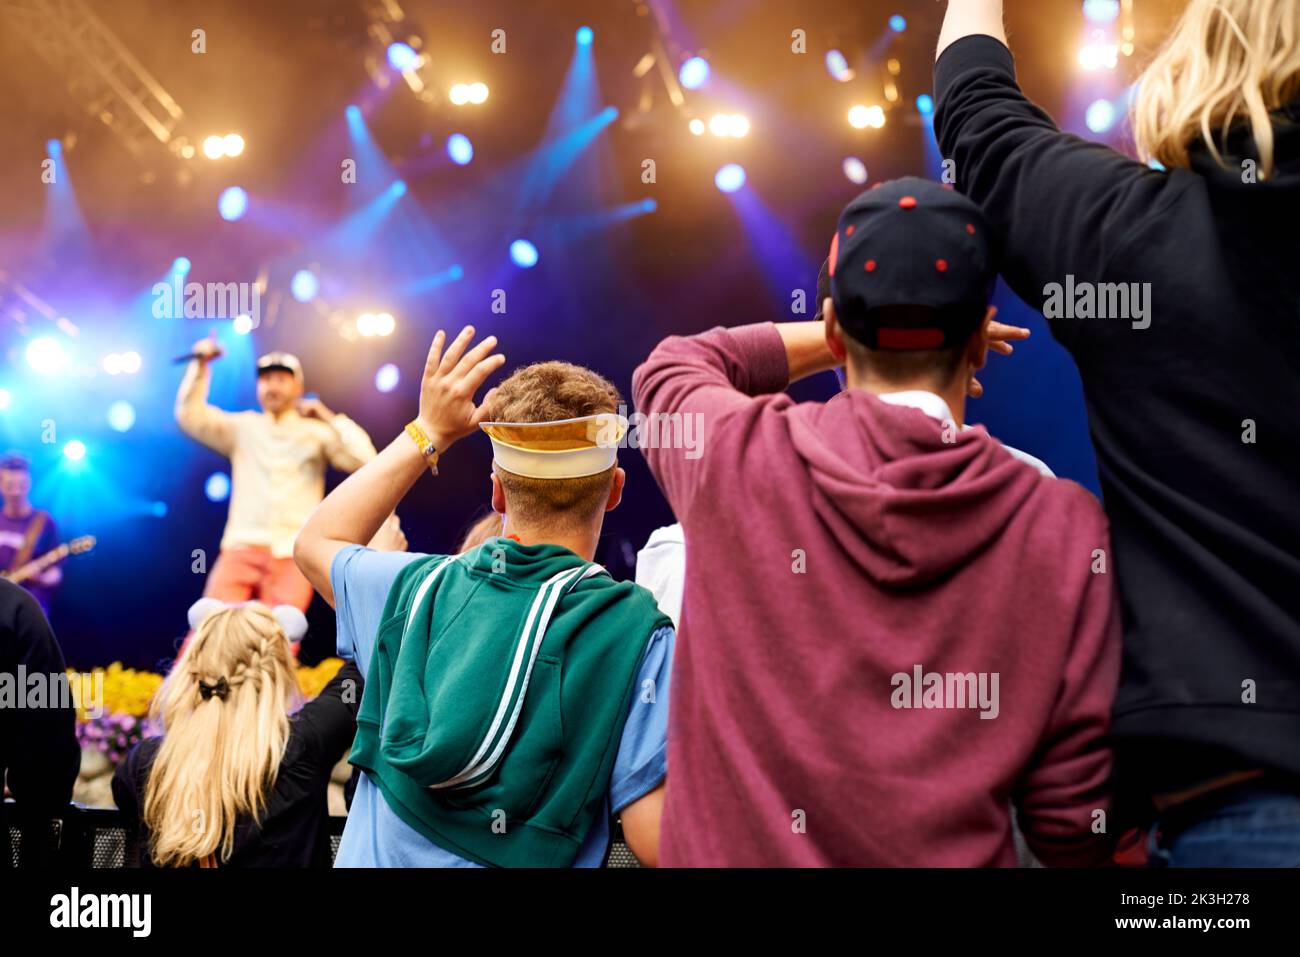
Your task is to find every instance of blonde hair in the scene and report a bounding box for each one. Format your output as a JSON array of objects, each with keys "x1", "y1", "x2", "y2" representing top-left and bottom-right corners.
[
  {"x1": 142, "y1": 604, "x2": 300, "y2": 867},
  {"x1": 457, "y1": 511, "x2": 504, "y2": 553},
  {"x1": 487, "y1": 361, "x2": 623, "y2": 529},
  {"x1": 1133, "y1": 0, "x2": 1300, "y2": 180}
]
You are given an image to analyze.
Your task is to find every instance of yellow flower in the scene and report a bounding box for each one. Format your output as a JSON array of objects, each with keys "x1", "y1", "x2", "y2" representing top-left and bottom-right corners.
[{"x1": 296, "y1": 657, "x2": 345, "y2": 699}]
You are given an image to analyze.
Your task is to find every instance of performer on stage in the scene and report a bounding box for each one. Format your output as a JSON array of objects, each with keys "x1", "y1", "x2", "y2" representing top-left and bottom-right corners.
[
  {"x1": 175, "y1": 337, "x2": 377, "y2": 612},
  {"x1": 0, "y1": 452, "x2": 63, "y2": 618}
]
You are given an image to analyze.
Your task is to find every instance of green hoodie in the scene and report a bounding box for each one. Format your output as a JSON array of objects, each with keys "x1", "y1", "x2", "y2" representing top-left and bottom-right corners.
[{"x1": 350, "y1": 537, "x2": 671, "y2": 867}]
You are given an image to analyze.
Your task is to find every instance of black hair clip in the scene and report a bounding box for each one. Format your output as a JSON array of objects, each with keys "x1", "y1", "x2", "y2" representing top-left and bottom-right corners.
[{"x1": 198, "y1": 677, "x2": 230, "y2": 701}]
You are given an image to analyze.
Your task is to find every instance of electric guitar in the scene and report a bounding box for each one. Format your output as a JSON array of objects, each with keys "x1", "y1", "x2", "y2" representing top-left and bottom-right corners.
[{"x1": 2, "y1": 535, "x2": 96, "y2": 585}]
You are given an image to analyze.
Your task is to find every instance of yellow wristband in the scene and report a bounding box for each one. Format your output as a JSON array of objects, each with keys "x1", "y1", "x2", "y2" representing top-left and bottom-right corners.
[{"x1": 404, "y1": 421, "x2": 440, "y2": 474}]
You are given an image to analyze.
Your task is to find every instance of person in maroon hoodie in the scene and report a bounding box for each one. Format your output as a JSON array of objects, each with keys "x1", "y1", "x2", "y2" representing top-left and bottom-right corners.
[{"x1": 633, "y1": 177, "x2": 1121, "y2": 867}]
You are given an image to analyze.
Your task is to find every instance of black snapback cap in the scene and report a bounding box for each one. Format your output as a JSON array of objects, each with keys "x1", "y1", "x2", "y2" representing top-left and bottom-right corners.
[{"x1": 829, "y1": 176, "x2": 995, "y2": 350}]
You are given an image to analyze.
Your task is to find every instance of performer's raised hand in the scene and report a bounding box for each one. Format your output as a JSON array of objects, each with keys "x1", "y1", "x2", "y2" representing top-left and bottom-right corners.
[
  {"x1": 191, "y1": 334, "x2": 223, "y2": 363},
  {"x1": 417, "y1": 325, "x2": 506, "y2": 451},
  {"x1": 297, "y1": 397, "x2": 335, "y2": 421}
]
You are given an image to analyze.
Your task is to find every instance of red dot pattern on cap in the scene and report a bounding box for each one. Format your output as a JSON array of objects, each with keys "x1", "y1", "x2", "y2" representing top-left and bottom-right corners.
[
  {"x1": 899, "y1": 196, "x2": 917, "y2": 209},
  {"x1": 845, "y1": 225, "x2": 855, "y2": 237},
  {"x1": 935, "y1": 259, "x2": 948, "y2": 272},
  {"x1": 865, "y1": 259, "x2": 877, "y2": 272},
  {"x1": 966, "y1": 223, "x2": 976, "y2": 235}
]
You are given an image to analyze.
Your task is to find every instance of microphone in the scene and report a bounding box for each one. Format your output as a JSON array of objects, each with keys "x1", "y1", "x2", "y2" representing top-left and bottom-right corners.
[{"x1": 172, "y1": 347, "x2": 225, "y2": 364}]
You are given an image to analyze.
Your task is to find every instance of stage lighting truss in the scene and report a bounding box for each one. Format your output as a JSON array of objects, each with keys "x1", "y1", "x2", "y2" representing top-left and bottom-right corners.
[
  {"x1": 358, "y1": 0, "x2": 439, "y2": 102},
  {"x1": 0, "y1": 0, "x2": 184, "y2": 158}
]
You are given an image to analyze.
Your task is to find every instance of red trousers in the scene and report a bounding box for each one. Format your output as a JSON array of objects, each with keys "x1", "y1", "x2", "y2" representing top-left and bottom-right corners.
[
  {"x1": 188, "y1": 547, "x2": 314, "y2": 657},
  {"x1": 204, "y1": 546, "x2": 315, "y2": 611}
]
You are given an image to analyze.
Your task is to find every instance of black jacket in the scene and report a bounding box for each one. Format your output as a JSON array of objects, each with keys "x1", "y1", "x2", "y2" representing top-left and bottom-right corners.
[
  {"x1": 0, "y1": 579, "x2": 81, "y2": 867},
  {"x1": 936, "y1": 36, "x2": 1300, "y2": 805}
]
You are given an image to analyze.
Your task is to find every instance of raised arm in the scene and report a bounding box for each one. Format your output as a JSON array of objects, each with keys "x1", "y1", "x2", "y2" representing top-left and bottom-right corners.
[
  {"x1": 933, "y1": 12, "x2": 1169, "y2": 337},
  {"x1": 633, "y1": 320, "x2": 841, "y2": 518},
  {"x1": 293, "y1": 326, "x2": 504, "y2": 605},
  {"x1": 175, "y1": 337, "x2": 237, "y2": 456},
  {"x1": 937, "y1": 0, "x2": 1007, "y2": 60}
]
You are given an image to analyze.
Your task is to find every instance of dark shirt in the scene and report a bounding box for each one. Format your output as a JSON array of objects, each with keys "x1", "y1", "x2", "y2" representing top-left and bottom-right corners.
[
  {"x1": 0, "y1": 579, "x2": 80, "y2": 867},
  {"x1": 935, "y1": 36, "x2": 1300, "y2": 802},
  {"x1": 112, "y1": 660, "x2": 361, "y2": 867},
  {"x1": 0, "y1": 509, "x2": 61, "y2": 617}
]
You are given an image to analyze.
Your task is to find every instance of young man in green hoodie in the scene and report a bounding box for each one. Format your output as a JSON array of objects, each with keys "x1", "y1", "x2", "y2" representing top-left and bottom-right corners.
[{"x1": 295, "y1": 326, "x2": 672, "y2": 867}]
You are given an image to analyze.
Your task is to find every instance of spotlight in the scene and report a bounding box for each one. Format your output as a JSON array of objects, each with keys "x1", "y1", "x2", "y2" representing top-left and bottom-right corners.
[
  {"x1": 1083, "y1": 0, "x2": 1120, "y2": 24},
  {"x1": 107, "y1": 400, "x2": 136, "y2": 433},
  {"x1": 387, "y1": 41, "x2": 420, "y2": 71},
  {"x1": 641, "y1": 198, "x2": 658, "y2": 213},
  {"x1": 102, "y1": 353, "x2": 124, "y2": 376},
  {"x1": 1086, "y1": 98, "x2": 1117, "y2": 133},
  {"x1": 1079, "y1": 38, "x2": 1119, "y2": 71},
  {"x1": 848, "y1": 105, "x2": 870, "y2": 129},
  {"x1": 714, "y1": 163, "x2": 746, "y2": 193},
  {"x1": 374, "y1": 312, "x2": 396, "y2": 337},
  {"x1": 26, "y1": 337, "x2": 67, "y2": 374},
  {"x1": 63, "y1": 440, "x2": 86, "y2": 462},
  {"x1": 375, "y1": 364, "x2": 401, "y2": 393},
  {"x1": 233, "y1": 314, "x2": 254, "y2": 335},
  {"x1": 205, "y1": 472, "x2": 231, "y2": 502},
  {"x1": 173, "y1": 256, "x2": 192, "y2": 275},
  {"x1": 151, "y1": 501, "x2": 169, "y2": 518},
  {"x1": 356, "y1": 313, "x2": 378, "y2": 337},
  {"x1": 708, "y1": 113, "x2": 749, "y2": 137},
  {"x1": 121, "y1": 351, "x2": 142, "y2": 374},
  {"x1": 468, "y1": 82, "x2": 489, "y2": 104},
  {"x1": 916, "y1": 94, "x2": 934, "y2": 115},
  {"x1": 825, "y1": 49, "x2": 854, "y2": 82},
  {"x1": 222, "y1": 133, "x2": 245, "y2": 157},
  {"x1": 450, "y1": 83, "x2": 471, "y2": 105},
  {"x1": 862, "y1": 105, "x2": 887, "y2": 129},
  {"x1": 218, "y1": 186, "x2": 248, "y2": 221},
  {"x1": 889, "y1": 14, "x2": 907, "y2": 32},
  {"x1": 46, "y1": 138, "x2": 61, "y2": 156},
  {"x1": 0, "y1": 389, "x2": 9, "y2": 411},
  {"x1": 447, "y1": 133, "x2": 474, "y2": 165},
  {"x1": 843, "y1": 157, "x2": 868, "y2": 185},
  {"x1": 688, "y1": 118, "x2": 705, "y2": 136},
  {"x1": 202, "y1": 135, "x2": 225, "y2": 159},
  {"x1": 510, "y1": 239, "x2": 539, "y2": 269},
  {"x1": 576, "y1": 26, "x2": 593, "y2": 46},
  {"x1": 679, "y1": 56, "x2": 709, "y2": 90},
  {"x1": 390, "y1": 180, "x2": 408, "y2": 198},
  {"x1": 290, "y1": 269, "x2": 320, "y2": 302},
  {"x1": 345, "y1": 104, "x2": 362, "y2": 124},
  {"x1": 449, "y1": 264, "x2": 465, "y2": 280}
]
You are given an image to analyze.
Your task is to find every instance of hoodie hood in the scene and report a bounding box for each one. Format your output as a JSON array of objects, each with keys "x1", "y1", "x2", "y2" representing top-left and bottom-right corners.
[
  {"x1": 785, "y1": 390, "x2": 1041, "y2": 588},
  {"x1": 1190, "y1": 99, "x2": 1300, "y2": 192}
]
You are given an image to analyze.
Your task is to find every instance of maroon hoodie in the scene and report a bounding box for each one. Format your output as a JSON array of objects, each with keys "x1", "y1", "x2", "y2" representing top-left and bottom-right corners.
[{"x1": 632, "y1": 323, "x2": 1121, "y2": 867}]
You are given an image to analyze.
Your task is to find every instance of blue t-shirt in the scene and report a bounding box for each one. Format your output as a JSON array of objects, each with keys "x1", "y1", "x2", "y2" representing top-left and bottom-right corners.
[{"x1": 330, "y1": 545, "x2": 673, "y2": 867}]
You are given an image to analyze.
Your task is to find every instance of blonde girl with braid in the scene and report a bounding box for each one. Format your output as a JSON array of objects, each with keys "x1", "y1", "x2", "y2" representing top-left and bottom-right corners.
[{"x1": 112, "y1": 600, "x2": 363, "y2": 868}]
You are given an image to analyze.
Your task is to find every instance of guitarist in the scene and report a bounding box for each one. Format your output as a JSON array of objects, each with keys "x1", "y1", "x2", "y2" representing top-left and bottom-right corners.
[{"x1": 0, "y1": 452, "x2": 62, "y2": 618}]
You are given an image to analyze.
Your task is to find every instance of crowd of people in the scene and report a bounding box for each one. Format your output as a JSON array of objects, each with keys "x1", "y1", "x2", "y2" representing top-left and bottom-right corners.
[{"x1": 3, "y1": 0, "x2": 1297, "y2": 868}]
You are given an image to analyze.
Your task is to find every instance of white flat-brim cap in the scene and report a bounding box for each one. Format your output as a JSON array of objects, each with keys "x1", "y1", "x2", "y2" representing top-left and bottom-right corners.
[{"x1": 480, "y1": 413, "x2": 627, "y2": 479}]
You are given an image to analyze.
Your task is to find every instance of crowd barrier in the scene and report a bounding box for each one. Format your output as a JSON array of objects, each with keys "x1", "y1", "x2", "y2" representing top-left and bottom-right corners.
[{"x1": 2, "y1": 801, "x2": 640, "y2": 868}]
